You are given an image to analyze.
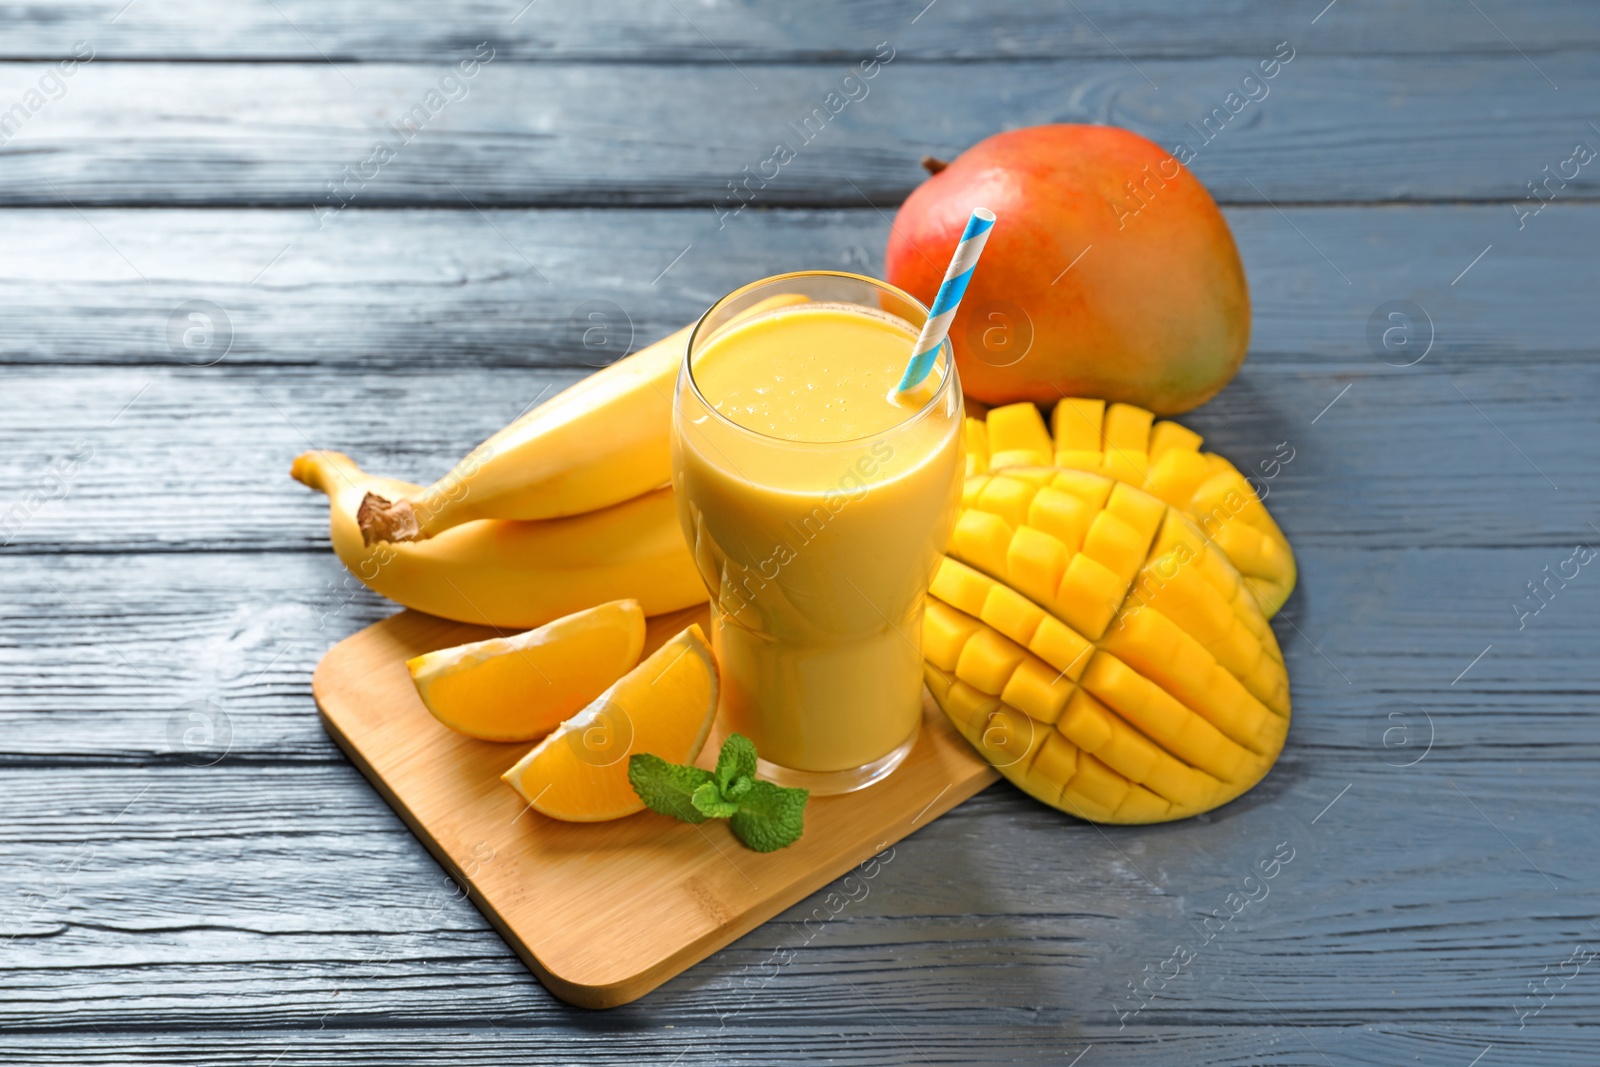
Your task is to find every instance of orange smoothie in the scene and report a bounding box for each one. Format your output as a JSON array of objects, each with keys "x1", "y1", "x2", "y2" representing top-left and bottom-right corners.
[{"x1": 672, "y1": 297, "x2": 963, "y2": 785}]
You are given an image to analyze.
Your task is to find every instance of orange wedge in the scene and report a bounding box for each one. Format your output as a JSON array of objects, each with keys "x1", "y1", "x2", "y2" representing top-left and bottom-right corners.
[
  {"x1": 501, "y1": 623, "x2": 719, "y2": 822},
  {"x1": 407, "y1": 599, "x2": 645, "y2": 742}
]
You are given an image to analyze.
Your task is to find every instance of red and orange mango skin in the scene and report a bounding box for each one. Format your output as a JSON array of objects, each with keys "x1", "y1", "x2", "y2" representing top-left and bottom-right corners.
[{"x1": 886, "y1": 124, "x2": 1250, "y2": 416}]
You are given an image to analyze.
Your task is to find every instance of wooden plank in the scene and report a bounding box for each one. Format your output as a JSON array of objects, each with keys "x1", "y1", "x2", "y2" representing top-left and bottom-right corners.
[
  {"x1": 0, "y1": 57, "x2": 1591, "y2": 206},
  {"x1": 3, "y1": 542, "x2": 1597, "y2": 762},
  {"x1": 6, "y1": 1028, "x2": 1596, "y2": 1067},
  {"x1": 0, "y1": 760, "x2": 1594, "y2": 1034},
  {"x1": 1, "y1": 204, "x2": 1596, "y2": 556},
  {"x1": 0, "y1": 205, "x2": 1593, "y2": 372},
  {"x1": 25, "y1": 357, "x2": 1600, "y2": 554},
  {"x1": 7, "y1": 0, "x2": 1599, "y2": 60},
  {"x1": 6, "y1": 356, "x2": 1594, "y2": 553}
]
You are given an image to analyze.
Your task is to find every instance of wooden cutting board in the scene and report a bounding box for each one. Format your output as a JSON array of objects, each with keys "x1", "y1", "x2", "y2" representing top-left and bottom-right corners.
[{"x1": 312, "y1": 603, "x2": 999, "y2": 1008}]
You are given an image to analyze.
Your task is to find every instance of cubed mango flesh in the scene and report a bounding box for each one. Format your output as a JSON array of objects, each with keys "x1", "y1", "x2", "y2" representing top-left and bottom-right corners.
[
  {"x1": 927, "y1": 463, "x2": 1291, "y2": 825},
  {"x1": 970, "y1": 395, "x2": 1295, "y2": 617}
]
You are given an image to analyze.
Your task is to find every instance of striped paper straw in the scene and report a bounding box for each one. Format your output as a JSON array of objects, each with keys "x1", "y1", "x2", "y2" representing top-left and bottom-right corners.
[{"x1": 895, "y1": 207, "x2": 996, "y2": 394}]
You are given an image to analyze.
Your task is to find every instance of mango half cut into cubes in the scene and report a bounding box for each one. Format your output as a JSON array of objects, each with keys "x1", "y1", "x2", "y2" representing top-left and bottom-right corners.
[
  {"x1": 965, "y1": 398, "x2": 1296, "y2": 617},
  {"x1": 925, "y1": 468, "x2": 1290, "y2": 824}
]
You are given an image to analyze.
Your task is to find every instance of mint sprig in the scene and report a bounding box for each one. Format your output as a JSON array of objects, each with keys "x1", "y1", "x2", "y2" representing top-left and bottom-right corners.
[{"x1": 628, "y1": 733, "x2": 809, "y2": 852}]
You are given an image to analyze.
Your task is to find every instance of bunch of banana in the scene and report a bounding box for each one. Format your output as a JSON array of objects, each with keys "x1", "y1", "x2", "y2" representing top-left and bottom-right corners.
[
  {"x1": 293, "y1": 296, "x2": 807, "y2": 628},
  {"x1": 291, "y1": 451, "x2": 703, "y2": 629}
]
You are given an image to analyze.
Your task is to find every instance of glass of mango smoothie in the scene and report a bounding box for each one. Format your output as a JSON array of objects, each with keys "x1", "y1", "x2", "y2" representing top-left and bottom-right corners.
[{"x1": 671, "y1": 272, "x2": 964, "y2": 795}]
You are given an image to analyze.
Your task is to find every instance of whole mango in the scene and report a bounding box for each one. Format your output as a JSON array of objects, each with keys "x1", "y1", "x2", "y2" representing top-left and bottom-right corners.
[{"x1": 887, "y1": 124, "x2": 1250, "y2": 415}]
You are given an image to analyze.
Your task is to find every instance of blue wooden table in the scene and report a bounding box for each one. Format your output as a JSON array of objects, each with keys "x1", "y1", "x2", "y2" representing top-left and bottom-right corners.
[{"x1": 4, "y1": 3, "x2": 1598, "y2": 1063}]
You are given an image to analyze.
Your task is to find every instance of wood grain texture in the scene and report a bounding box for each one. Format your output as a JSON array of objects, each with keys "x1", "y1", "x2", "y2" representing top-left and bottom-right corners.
[
  {"x1": 0, "y1": 56, "x2": 1592, "y2": 207},
  {"x1": 0, "y1": 204, "x2": 1594, "y2": 371},
  {"x1": 1, "y1": 761, "x2": 1596, "y2": 1045},
  {"x1": 2, "y1": 205, "x2": 1597, "y2": 559},
  {"x1": 2, "y1": 754, "x2": 1596, "y2": 971},
  {"x1": 3, "y1": 1030, "x2": 1599, "y2": 1067},
  {"x1": 310, "y1": 605, "x2": 996, "y2": 1007},
  {"x1": 6, "y1": 357, "x2": 1596, "y2": 554},
  {"x1": 7, "y1": 0, "x2": 1599, "y2": 60},
  {"x1": 7, "y1": 531, "x2": 1600, "y2": 770},
  {"x1": 6, "y1": 0, "x2": 1600, "y2": 1060}
]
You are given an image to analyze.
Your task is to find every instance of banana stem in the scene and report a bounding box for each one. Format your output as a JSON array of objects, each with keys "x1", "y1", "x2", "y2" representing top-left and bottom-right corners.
[{"x1": 355, "y1": 493, "x2": 421, "y2": 544}]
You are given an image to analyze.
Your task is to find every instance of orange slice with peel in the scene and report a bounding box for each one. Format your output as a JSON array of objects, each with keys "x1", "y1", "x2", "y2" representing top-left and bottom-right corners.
[
  {"x1": 407, "y1": 599, "x2": 645, "y2": 742},
  {"x1": 502, "y1": 623, "x2": 719, "y2": 822}
]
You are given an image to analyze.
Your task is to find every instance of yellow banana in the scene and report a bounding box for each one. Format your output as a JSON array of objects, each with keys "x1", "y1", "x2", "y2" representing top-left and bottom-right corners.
[
  {"x1": 355, "y1": 294, "x2": 810, "y2": 545},
  {"x1": 293, "y1": 451, "x2": 705, "y2": 629}
]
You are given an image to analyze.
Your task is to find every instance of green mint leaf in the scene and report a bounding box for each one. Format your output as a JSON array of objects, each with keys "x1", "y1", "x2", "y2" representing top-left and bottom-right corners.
[
  {"x1": 715, "y1": 733, "x2": 758, "y2": 793},
  {"x1": 729, "y1": 779, "x2": 809, "y2": 852},
  {"x1": 628, "y1": 753, "x2": 715, "y2": 823},
  {"x1": 630, "y1": 737, "x2": 810, "y2": 852},
  {"x1": 690, "y1": 781, "x2": 740, "y2": 819}
]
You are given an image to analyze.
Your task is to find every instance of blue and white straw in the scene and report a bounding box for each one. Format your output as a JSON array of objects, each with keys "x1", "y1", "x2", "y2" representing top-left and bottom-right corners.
[{"x1": 895, "y1": 207, "x2": 996, "y2": 394}]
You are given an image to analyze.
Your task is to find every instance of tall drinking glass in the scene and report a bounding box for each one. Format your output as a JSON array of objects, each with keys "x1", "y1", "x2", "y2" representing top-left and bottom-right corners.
[{"x1": 670, "y1": 271, "x2": 964, "y2": 795}]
